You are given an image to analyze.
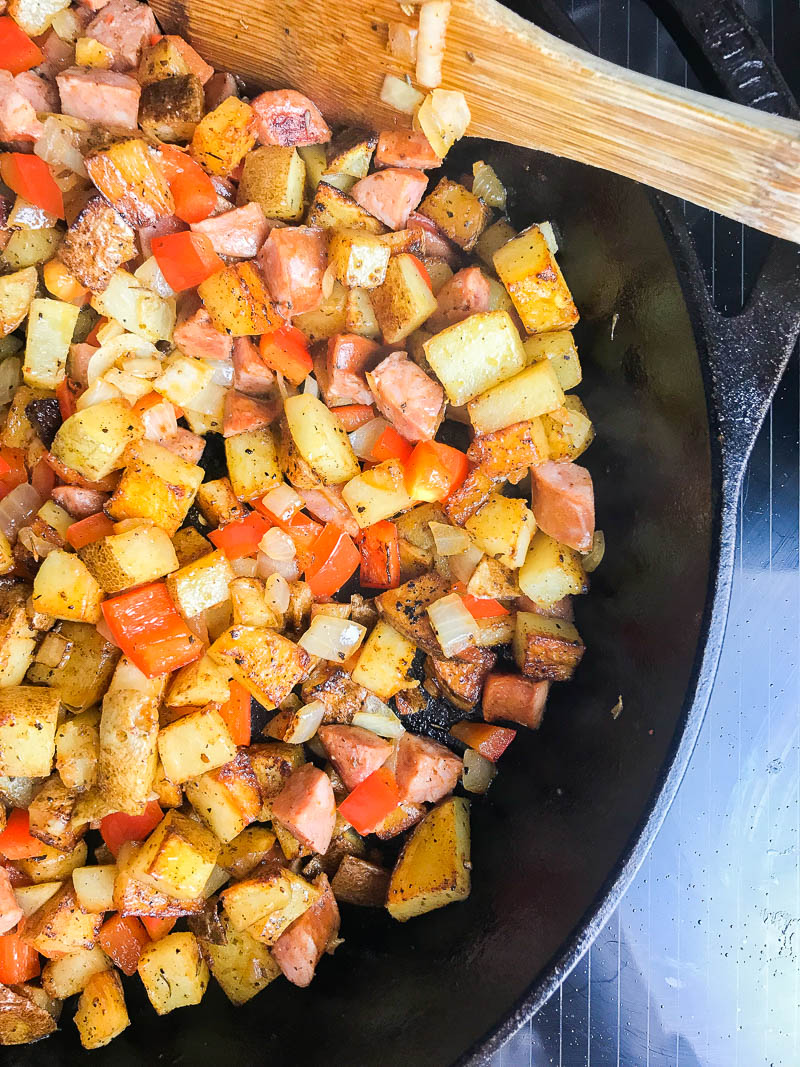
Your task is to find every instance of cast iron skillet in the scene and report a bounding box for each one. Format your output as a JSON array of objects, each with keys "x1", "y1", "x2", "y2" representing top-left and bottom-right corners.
[{"x1": 11, "y1": 1, "x2": 800, "y2": 1063}]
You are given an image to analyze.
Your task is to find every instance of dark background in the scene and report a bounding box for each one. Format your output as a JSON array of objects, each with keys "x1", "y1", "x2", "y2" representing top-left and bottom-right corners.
[{"x1": 492, "y1": 1, "x2": 800, "y2": 1064}]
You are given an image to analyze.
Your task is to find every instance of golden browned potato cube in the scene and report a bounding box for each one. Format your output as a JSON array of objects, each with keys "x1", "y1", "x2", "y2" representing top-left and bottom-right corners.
[
  {"x1": 293, "y1": 279, "x2": 348, "y2": 342},
  {"x1": 224, "y1": 427, "x2": 282, "y2": 500},
  {"x1": 230, "y1": 576, "x2": 281, "y2": 628},
  {"x1": 221, "y1": 867, "x2": 320, "y2": 945},
  {"x1": 284, "y1": 393, "x2": 359, "y2": 486},
  {"x1": 106, "y1": 438, "x2": 204, "y2": 536},
  {"x1": 166, "y1": 548, "x2": 234, "y2": 621},
  {"x1": 13, "y1": 881, "x2": 61, "y2": 918},
  {"x1": 0, "y1": 583, "x2": 39, "y2": 686},
  {"x1": 326, "y1": 129, "x2": 377, "y2": 178},
  {"x1": 216, "y1": 825, "x2": 277, "y2": 878},
  {"x1": 523, "y1": 330, "x2": 582, "y2": 391},
  {"x1": 137, "y1": 931, "x2": 209, "y2": 1015},
  {"x1": 112, "y1": 840, "x2": 204, "y2": 918},
  {"x1": 23, "y1": 297, "x2": 80, "y2": 390},
  {"x1": 329, "y1": 228, "x2": 390, "y2": 289},
  {"x1": 0, "y1": 265, "x2": 37, "y2": 338},
  {"x1": 518, "y1": 531, "x2": 587, "y2": 607},
  {"x1": 0, "y1": 684, "x2": 60, "y2": 777},
  {"x1": 192, "y1": 97, "x2": 257, "y2": 176},
  {"x1": 167, "y1": 654, "x2": 231, "y2": 708},
  {"x1": 80, "y1": 523, "x2": 179, "y2": 594},
  {"x1": 387, "y1": 797, "x2": 470, "y2": 921},
  {"x1": 197, "y1": 260, "x2": 282, "y2": 336},
  {"x1": 465, "y1": 493, "x2": 536, "y2": 569},
  {"x1": 199, "y1": 913, "x2": 281, "y2": 1005},
  {"x1": 50, "y1": 398, "x2": 144, "y2": 482},
  {"x1": 42, "y1": 945, "x2": 110, "y2": 1000},
  {"x1": 341, "y1": 458, "x2": 414, "y2": 529},
  {"x1": 513, "y1": 611, "x2": 585, "y2": 681},
  {"x1": 74, "y1": 968, "x2": 130, "y2": 1049},
  {"x1": 331, "y1": 854, "x2": 390, "y2": 907},
  {"x1": 195, "y1": 477, "x2": 247, "y2": 527},
  {"x1": 306, "y1": 181, "x2": 387, "y2": 234},
  {"x1": 238, "y1": 145, "x2": 305, "y2": 221},
  {"x1": 136, "y1": 809, "x2": 220, "y2": 900},
  {"x1": 1, "y1": 385, "x2": 43, "y2": 450},
  {"x1": 157, "y1": 707, "x2": 237, "y2": 785},
  {"x1": 85, "y1": 139, "x2": 174, "y2": 228},
  {"x1": 23, "y1": 880, "x2": 103, "y2": 955},
  {"x1": 424, "y1": 309, "x2": 526, "y2": 406},
  {"x1": 246, "y1": 742, "x2": 305, "y2": 813},
  {"x1": 15, "y1": 839, "x2": 87, "y2": 884},
  {"x1": 28, "y1": 773, "x2": 86, "y2": 851},
  {"x1": 90, "y1": 269, "x2": 176, "y2": 344},
  {"x1": 54, "y1": 709, "x2": 100, "y2": 791},
  {"x1": 465, "y1": 557, "x2": 519, "y2": 600},
  {"x1": 138, "y1": 35, "x2": 190, "y2": 83},
  {"x1": 370, "y1": 253, "x2": 438, "y2": 344},
  {"x1": 418, "y1": 177, "x2": 491, "y2": 251},
  {"x1": 475, "y1": 217, "x2": 517, "y2": 268},
  {"x1": 209, "y1": 625, "x2": 310, "y2": 709},
  {"x1": 185, "y1": 750, "x2": 262, "y2": 843},
  {"x1": 493, "y1": 224, "x2": 579, "y2": 334},
  {"x1": 0, "y1": 983, "x2": 58, "y2": 1045},
  {"x1": 172, "y1": 526, "x2": 214, "y2": 566},
  {"x1": 345, "y1": 285, "x2": 381, "y2": 339},
  {"x1": 139, "y1": 74, "x2": 205, "y2": 143},
  {"x1": 31, "y1": 550, "x2": 103, "y2": 624},
  {"x1": 542, "y1": 395, "x2": 595, "y2": 461},
  {"x1": 467, "y1": 360, "x2": 565, "y2": 435},
  {"x1": 351, "y1": 619, "x2": 417, "y2": 701},
  {"x1": 28, "y1": 621, "x2": 119, "y2": 712},
  {"x1": 98, "y1": 657, "x2": 164, "y2": 815},
  {"x1": 72, "y1": 863, "x2": 117, "y2": 913}
]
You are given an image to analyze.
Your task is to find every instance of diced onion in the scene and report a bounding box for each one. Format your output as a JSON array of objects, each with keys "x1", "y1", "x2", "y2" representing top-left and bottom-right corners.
[
  {"x1": 321, "y1": 263, "x2": 337, "y2": 301},
  {"x1": 0, "y1": 357, "x2": 22, "y2": 406},
  {"x1": 259, "y1": 527, "x2": 296, "y2": 561},
  {"x1": 449, "y1": 542, "x2": 483, "y2": 583},
  {"x1": 380, "y1": 74, "x2": 424, "y2": 115},
  {"x1": 141, "y1": 400, "x2": 178, "y2": 443},
  {"x1": 414, "y1": 88, "x2": 470, "y2": 158},
  {"x1": 134, "y1": 256, "x2": 176, "y2": 299},
  {"x1": 462, "y1": 748, "x2": 496, "y2": 794},
  {"x1": 303, "y1": 374, "x2": 320, "y2": 398},
  {"x1": 0, "y1": 483, "x2": 42, "y2": 543},
  {"x1": 472, "y1": 160, "x2": 506, "y2": 210},
  {"x1": 298, "y1": 615, "x2": 367, "y2": 662},
  {"x1": 102, "y1": 368, "x2": 152, "y2": 403},
  {"x1": 205, "y1": 359, "x2": 234, "y2": 387},
  {"x1": 348, "y1": 417, "x2": 388, "y2": 460},
  {"x1": 202, "y1": 865, "x2": 230, "y2": 898},
  {"x1": 427, "y1": 592, "x2": 479, "y2": 657},
  {"x1": 34, "y1": 117, "x2": 88, "y2": 178},
  {"x1": 88, "y1": 334, "x2": 158, "y2": 384},
  {"x1": 76, "y1": 377, "x2": 122, "y2": 410},
  {"x1": 264, "y1": 572, "x2": 291, "y2": 614},
  {"x1": 52, "y1": 7, "x2": 84, "y2": 41},
  {"x1": 430, "y1": 521, "x2": 470, "y2": 557},
  {"x1": 352, "y1": 695, "x2": 405, "y2": 739},
  {"x1": 417, "y1": 0, "x2": 450, "y2": 89},
  {"x1": 387, "y1": 22, "x2": 418, "y2": 62},
  {"x1": 262, "y1": 484, "x2": 303, "y2": 522},
  {"x1": 582, "y1": 530, "x2": 605, "y2": 573},
  {"x1": 122, "y1": 357, "x2": 162, "y2": 379},
  {"x1": 283, "y1": 699, "x2": 326, "y2": 744},
  {"x1": 231, "y1": 558, "x2": 258, "y2": 577},
  {"x1": 257, "y1": 551, "x2": 299, "y2": 582},
  {"x1": 535, "y1": 220, "x2": 560, "y2": 255},
  {"x1": 35, "y1": 632, "x2": 73, "y2": 669},
  {"x1": 17, "y1": 526, "x2": 58, "y2": 561}
]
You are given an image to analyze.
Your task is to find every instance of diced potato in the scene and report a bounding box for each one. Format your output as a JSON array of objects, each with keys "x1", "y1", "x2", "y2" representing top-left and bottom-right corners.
[
  {"x1": 0, "y1": 685, "x2": 60, "y2": 777},
  {"x1": 230, "y1": 576, "x2": 281, "y2": 628},
  {"x1": 513, "y1": 611, "x2": 585, "y2": 681},
  {"x1": 414, "y1": 89, "x2": 470, "y2": 158},
  {"x1": 0, "y1": 584, "x2": 39, "y2": 686},
  {"x1": 284, "y1": 394, "x2": 359, "y2": 486},
  {"x1": 0, "y1": 982, "x2": 58, "y2": 1045},
  {"x1": 0, "y1": 530, "x2": 12, "y2": 577},
  {"x1": 493, "y1": 224, "x2": 579, "y2": 334},
  {"x1": 73, "y1": 864, "x2": 117, "y2": 913},
  {"x1": 138, "y1": 36, "x2": 189, "y2": 84},
  {"x1": 306, "y1": 181, "x2": 387, "y2": 233},
  {"x1": 387, "y1": 796, "x2": 470, "y2": 920},
  {"x1": 138, "y1": 932, "x2": 209, "y2": 1015},
  {"x1": 22, "y1": 298, "x2": 80, "y2": 390},
  {"x1": 417, "y1": 177, "x2": 491, "y2": 251},
  {"x1": 37, "y1": 500, "x2": 74, "y2": 540},
  {"x1": 112, "y1": 839, "x2": 204, "y2": 918},
  {"x1": 191, "y1": 97, "x2": 257, "y2": 176},
  {"x1": 345, "y1": 286, "x2": 381, "y2": 339},
  {"x1": 28, "y1": 622, "x2": 119, "y2": 711},
  {"x1": 42, "y1": 945, "x2": 110, "y2": 1000},
  {"x1": 424, "y1": 309, "x2": 526, "y2": 406},
  {"x1": 80, "y1": 524, "x2": 178, "y2": 594},
  {"x1": 195, "y1": 477, "x2": 247, "y2": 528},
  {"x1": 54, "y1": 710, "x2": 100, "y2": 791},
  {"x1": 91, "y1": 269, "x2": 176, "y2": 343},
  {"x1": 475, "y1": 217, "x2": 517, "y2": 269},
  {"x1": 139, "y1": 74, "x2": 205, "y2": 143},
  {"x1": 14, "y1": 881, "x2": 62, "y2": 918},
  {"x1": 247, "y1": 742, "x2": 305, "y2": 811},
  {"x1": 31, "y1": 550, "x2": 102, "y2": 624},
  {"x1": 27, "y1": 773, "x2": 86, "y2": 851},
  {"x1": 326, "y1": 129, "x2": 377, "y2": 178},
  {"x1": 167, "y1": 654, "x2": 231, "y2": 708},
  {"x1": 465, "y1": 556, "x2": 519, "y2": 599},
  {"x1": 135, "y1": 810, "x2": 220, "y2": 900},
  {"x1": 153, "y1": 353, "x2": 214, "y2": 407},
  {"x1": 209, "y1": 625, "x2": 309, "y2": 709},
  {"x1": 166, "y1": 549, "x2": 234, "y2": 621},
  {"x1": 199, "y1": 913, "x2": 280, "y2": 1004},
  {"x1": 74, "y1": 969, "x2": 130, "y2": 1049},
  {"x1": 465, "y1": 493, "x2": 536, "y2": 569},
  {"x1": 370, "y1": 253, "x2": 438, "y2": 344},
  {"x1": 523, "y1": 330, "x2": 582, "y2": 391},
  {"x1": 221, "y1": 867, "x2": 320, "y2": 945},
  {"x1": 293, "y1": 279, "x2": 348, "y2": 342},
  {"x1": 1, "y1": 385, "x2": 43, "y2": 450},
  {"x1": 342, "y1": 458, "x2": 414, "y2": 528},
  {"x1": 217, "y1": 825, "x2": 277, "y2": 878},
  {"x1": 8, "y1": 0, "x2": 69, "y2": 36},
  {"x1": 518, "y1": 531, "x2": 588, "y2": 607},
  {"x1": 185, "y1": 751, "x2": 262, "y2": 843},
  {"x1": 329, "y1": 228, "x2": 390, "y2": 289},
  {"x1": 1, "y1": 228, "x2": 61, "y2": 271},
  {"x1": 50, "y1": 398, "x2": 144, "y2": 481},
  {"x1": 238, "y1": 145, "x2": 305, "y2": 221},
  {"x1": 16, "y1": 839, "x2": 88, "y2": 884},
  {"x1": 331, "y1": 854, "x2": 390, "y2": 907},
  {"x1": 467, "y1": 360, "x2": 565, "y2": 435},
  {"x1": 542, "y1": 395, "x2": 595, "y2": 461},
  {"x1": 351, "y1": 619, "x2": 417, "y2": 701},
  {"x1": 197, "y1": 260, "x2": 281, "y2": 336},
  {"x1": 85, "y1": 140, "x2": 174, "y2": 229},
  {"x1": 157, "y1": 707, "x2": 237, "y2": 785},
  {"x1": 224, "y1": 427, "x2": 281, "y2": 500},
  {"x1": 106, "y1": 438, "x2": 204, "y2": 536},
  {"x1": 74, "y1": 35, "x2": 113, "y2": 68},
  {"x1": 98, "y1": 657, "x2": 164, "y2": 814},
  {"x1": 0, "y1": 266, "x2": 37, "y2": 337},
  {"x1": 173, "y1": 526, "x2": 214, "y2": 566},
  {"x1": 22, "y1": 880, "x2": 103, "y2": 955}
]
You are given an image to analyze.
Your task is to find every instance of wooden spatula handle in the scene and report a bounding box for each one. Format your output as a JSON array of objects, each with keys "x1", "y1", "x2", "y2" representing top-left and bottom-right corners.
[{"x1": 152, "y1": 0, "x2": 800, "y2": 243}]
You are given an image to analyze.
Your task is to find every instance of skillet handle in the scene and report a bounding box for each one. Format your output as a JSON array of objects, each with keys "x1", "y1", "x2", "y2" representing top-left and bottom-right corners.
[{"x1": 653, "y1": 0, "x2": 800, "y2": 481}]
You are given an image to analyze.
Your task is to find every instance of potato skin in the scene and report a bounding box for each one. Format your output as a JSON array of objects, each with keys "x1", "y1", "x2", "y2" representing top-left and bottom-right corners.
[
  {"x1": 139, "y1": 74, "x2": 205, "y2": 143},
  {"x1": 58, "y1": 196, "x2": 137, "y2": 293}
]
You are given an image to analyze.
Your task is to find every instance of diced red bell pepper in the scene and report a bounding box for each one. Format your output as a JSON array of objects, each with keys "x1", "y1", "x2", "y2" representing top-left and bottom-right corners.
[
  {"x1": 0, "y1": 447, "x2": 27, "y2": 500},
  {"x1": 100, "y1": 801, "x2": 163, "y2": 858},
  {"x1": 258, "y1": 326, "x2": 313, "y2": 386},
  {"x1": 158, "y1": 145, "x2": 217, "y2": 224},
  {"x1": 338, "y1": 767, "x2": 401, "y2": 835},
  {"x1": 452, "y1": 583, "x2": 510, "y2": 619},
  {"x1": 65, "y1": 512, "x2": 115, "y2": 551},
  {"x1": 408, "y1": 253, "x2": 433, "y2": 291},
  {"x1": 450, "y1": 721, "x2": 516, "y2": 762},
  {"x1": 371, "y1": 425, "x2": 413, "y2": 464},
  {"x1": 152, "y1": 231, "x2": 223, "y2": 291},
  {"x1": 141, "y1": 916, "x2": 176, "y2": 940},
  {"x1": 0, "y1": 809, "x2": 42, "y2": 860},
  {"x1": 304, "y1": 522, "x2": 360, "y2": 598},
  {"x1": 219, "y1": 680, "x2": 251, "y2": 746},
  {"x1": 405, "y1": 441, "x2": 469, "y2": 502},
  {"x1": 0, "y1": 16, "x2": 44, "y2": 75},
  {"x1": 99, "y1": 914, "x2": 149, "y2": 976},
  {"x1": 101, "y1": 583, "x2": 203, "y2": 677},
  {"x1": 333, "y1": 404, "x2": 375, "y2": 433},
  {"x1": 56, "y1": 378, "x2": 81, "y2": 421},
  {"x1": 359, "y1": 520, "x2": 400, "y2": 589},
  {"x1": 0, "y1": 931, "x2": 39, "y2": 983},
  {"x1": 208, "y1": 510, "x2": 272, "y2": 560},
  {"x1": 0, "y1": 154, "x2": 63, "y2": 219}
]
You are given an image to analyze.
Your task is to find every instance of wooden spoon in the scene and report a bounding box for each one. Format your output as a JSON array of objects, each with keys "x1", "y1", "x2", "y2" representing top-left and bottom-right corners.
[{"x1": 151, "y1": 0, "x2": 800, "y2": 243}]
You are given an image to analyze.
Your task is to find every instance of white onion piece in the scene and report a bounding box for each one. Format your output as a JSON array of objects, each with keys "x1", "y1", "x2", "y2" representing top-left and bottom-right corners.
[
  {"x1": 298, "y1": 615, "x2": 367, "y2": 662},
  {"x1": 134, "y1": 256, "x2": 176, "y2": 299},
  {"x1": 262, "y1": 483, "x2": 303, "y2": 522},
  {"x1": 582, "y1": 529, "x2": 605, "y2": 573},
  {"x1": 380, "y1": 74, "x2": 424, "y2": 115},
  {"x1": 202, "y1": 865, "x2": 230, "y2": 898},
  {"x1": 427, "y1": 592, "x2": 479, "y2": 657},
  {"x1": 282, "y1": 700, "x2": 326, "y2": 744},
  {"x1": 303, "y1": 374, "x2": 320, "y2": 398},
  {"x1": 122, "y1": 357, "x2": 162, "y2": 380},
  {"x1": 51, "y1": 8, "x2": 83, "y2": 41},
  {"x1": 257, "y1": 551, "x2": 299, "y2": 582},
  {"x1": 103, "y1": 368, "x2": 152, "y2": 403},
  {"x1": 259, "y1": 527, "x2": 296, "y2": 561},
  {"x1": 472, "y1": 160, "x2": 506, "y2": 209},
  {"x1": 141, "y1": 401, "x2": 179, "y2": 443},
  {"x1": 535, "y1": 220, "x2": 559, "y2": 255},
  {"x1": 264, "y1": 572, "x2": 290, "y2": 614},
  {"x1": 462, "y1": 748, "x2": 496, "y2": 794},
  {"x1": 88, "y1": 334, "x2": 158, "y2": 384},
  {"x1": 449, "y1": 542, "x2": 483, "y2": 583},
  {"x1": 76, "y1": 377, "x2": 122, "y2": 410},
  {"x1": 417, "y1": 0, "x2": 450, "y2": 88},
  {"x1": 17, "y1": 526, "x2": 58, "y2": 561},
  {"x1": 35, "y1": 631, "x2": 72, "y2": 669},
  {"x1": 0, "y1": 358, "x2": 22, "y2": 406},
  {"x1": 205, "y1": 359, "x2": 234, "y2": 387},
  {"x1": 0, "y1": 483, "x2": 42, "y2": 543},
  {"x1": 34, "y1": 117, "x2": 88, "y2": 177},
  {"x1": 387, "y1": 21, "x2": 418, "y2": 62},
  {"x1": 352, "y1": 695, "x2": 405, "y2": 739},
  {"x1": 348, "y1": 417, "x2": 388, "y2": 460},
  {"x1": 430, "y1": 521, "x2": 470, "y2": 557},
  {"x1": 321, "y1": 262, "x2": 336, "y2": 301},
  {"x1": 230, "y1": 557, "x2": 258, "y2": 577}
]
